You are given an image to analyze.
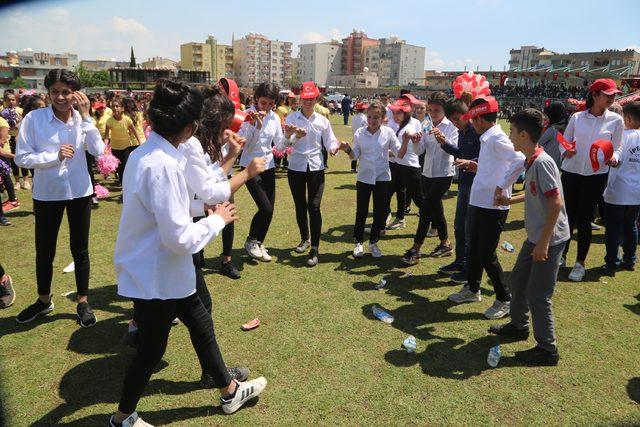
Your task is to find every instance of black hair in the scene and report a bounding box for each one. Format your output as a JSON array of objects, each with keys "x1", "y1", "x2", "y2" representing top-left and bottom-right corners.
[
  {"x1": 428, "y1": 91, "x2": 448, "y2": 107},
  {"x1": 543, "y1": 101, "x2": 567, "y2": 132},
  {"x1": 586, "y1": 90, "x2": 597, "y2": 109},
  {"x1": 366, "y1": 100, "x2": 386, "y2": 117},
  {"x1": 3, "y1": 90, "x2": 16, "y2": 100},
  {"x1": 444, "y1": 99, "x2": 468, "y2": 118},
  {"x1": 148, "y1": 79, "x2": 203, "y2": 139},
  {"x1": 22, "y1": 95, "x2": 45, "y2": 116},
  {"x1": 196, "y1": 85, "x2": 235, "y2": 163},
  {"x1": 400, "y1": 89, "x2": 411, "y2": 95},
  {"x1": 254, "y1": 82, "x2": 280, "y2": 102},
  {"x1": 509, "y1": 108, "x2": 546, "y2": 142},
  {"x1": 623, "y1": 101, "x2": 640, "y2": 123},
  {"x1": 396, "y1": 111, "x2": 411, "y2": 136},
  {"x1": 122, "y1": 97, "x2": 140, "y2": 127},
  {"x1": 469, "y1": 98, "x2": 497, "y2": 123},
  {"x1": 44, "y1": 69, "x2": 81, "y2": 91}
]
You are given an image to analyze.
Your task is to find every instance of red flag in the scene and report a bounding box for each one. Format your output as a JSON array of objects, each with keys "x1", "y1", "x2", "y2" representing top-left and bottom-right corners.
[
  {"x1": 589, "y1": 139, "x2": 614, "y2": 172},
  {"x1": 556, "y1": 132, "x2": 576, "y2": 151}
]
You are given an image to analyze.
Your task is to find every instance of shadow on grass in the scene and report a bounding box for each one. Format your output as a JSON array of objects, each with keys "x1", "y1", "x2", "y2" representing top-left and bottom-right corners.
[
  {"x1": 628, "y1": 377, "x2": 640, "y2": 404},
  {"x1": 4, "y1": 210, "x2": 33, "y2": 218},
  {"x1": 624, "y1": 293, "x2": 640, "y2": 316}
]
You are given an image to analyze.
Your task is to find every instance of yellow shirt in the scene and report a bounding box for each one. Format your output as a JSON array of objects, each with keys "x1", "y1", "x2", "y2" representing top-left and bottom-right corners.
[
  {"x1": 93, "y1": 113, "x2": 110, "y2": 139},
  {"x1": 276, "y1": 105, "x2": 290, "y2": 123},
  {"x1": 314, "y1": 104, "x2": 330, "y2": 119},
  {"x1": 106, "y1": 115, "x2": 134, "y2": 150},
  {"x1": 0, "y1": 116, "x2": 9, "y2": 152},
  {"x1": 127, "y1": 111, "x2": 146, "y2": 146},
  {"x1": 105, "y1": 107, "x2": 113, "y2": 117}
]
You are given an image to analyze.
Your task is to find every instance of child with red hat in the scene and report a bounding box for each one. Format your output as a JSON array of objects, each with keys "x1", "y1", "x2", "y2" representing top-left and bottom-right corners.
[{"x1": 282, "y1": 81, "x2": 342, "y2": 267}]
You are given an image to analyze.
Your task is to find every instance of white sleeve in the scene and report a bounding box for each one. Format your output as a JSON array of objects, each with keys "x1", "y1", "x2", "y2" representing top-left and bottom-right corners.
[
  {"x1": 14, "y1": 114, "x2": 61, "y2": 169},
  {"x1": 322, "y1": 119, "x2": 339, "y2": 152},
  {"x1": 498, "y1": 159, "x2": 526, "y2": 190},
  {"x1": 351, "y1": 132, "x2": 362, "y2": 160},
  {"x1": 272, "y1": 115, "x2": 288, "y2": 151},
  {"x1": 611, "y1": 115, "x2": 625, "y2": 159},
  {"x1": 388, "y1": 129, "x2": 402, "y2": 156},
  {"x1": 182, "y1": 141, "x2": 231, "y2": 205},
  {"x1": 82, "y1": 117, "x2": 105, "y2": 156}
]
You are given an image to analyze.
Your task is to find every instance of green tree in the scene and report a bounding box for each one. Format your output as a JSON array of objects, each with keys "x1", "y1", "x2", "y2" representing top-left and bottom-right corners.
[
  {"x1": 9, "y1": 77, "x2": 28, "y2": 89},
  {"x1": 130, "y1": 47, "x2": 137, "y2": 68},
  {"x1": 91, "y1": 70, "x2": 111, "y2": 87},
  {"x1": 74, "y1": 65, "x2": 111, "y2": 88}
]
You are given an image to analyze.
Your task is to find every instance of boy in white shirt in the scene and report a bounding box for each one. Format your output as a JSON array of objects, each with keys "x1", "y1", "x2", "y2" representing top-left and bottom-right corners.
[
  {"x1": 602, "y1": 101, "x2": 640, "y2": 275},
  {"x1": 448, "y1": 97, "x2": 526, "y2": 320}
]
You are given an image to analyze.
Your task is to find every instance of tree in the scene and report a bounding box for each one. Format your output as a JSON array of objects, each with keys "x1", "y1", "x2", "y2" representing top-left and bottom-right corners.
[
  {"x1": 130, "y1": 47, "x2": 137, "y2": 68},
  {"x1": 73, "y1": 64, "x2": 111, "y2": 88},
  {"x1": 9, "y1": 77, "x2": 28, "y2": 89}
]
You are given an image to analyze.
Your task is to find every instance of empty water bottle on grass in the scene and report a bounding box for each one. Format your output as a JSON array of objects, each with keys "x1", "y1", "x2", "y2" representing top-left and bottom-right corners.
[
  {"x1": 487, "y1": 345, "x2": 501, "y2": 368},
  {"x1": 372, "y1": 305, "x2": 394, "y2": 324},
  {"x1": 402, "y1": 335, "x2": 417, "y2": 353},
  {"x1": 501, "y1": 241, "x2": 515, "y2": 253}
]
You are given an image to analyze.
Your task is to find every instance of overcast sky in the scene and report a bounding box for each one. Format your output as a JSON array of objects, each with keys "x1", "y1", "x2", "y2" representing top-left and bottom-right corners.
[{"x1": 1, "y1": 0, "x2": 638, "y2": 71}]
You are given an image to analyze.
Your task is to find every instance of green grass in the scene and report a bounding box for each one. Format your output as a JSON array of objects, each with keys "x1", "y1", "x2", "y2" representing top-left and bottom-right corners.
[{"x1": 0, "y1": 117, "x2": 638, "y2": 426}]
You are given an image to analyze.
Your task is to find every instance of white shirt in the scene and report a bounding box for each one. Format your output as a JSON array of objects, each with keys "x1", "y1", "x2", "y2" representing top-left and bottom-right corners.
[
  {"x1": 284, "y1": 111, "x2": 339, "y2": 172},
  {"x1": 15, "y1": 106, "x2": 104, "y2": 201},
  {"x1": 604, "y1": 129, "x2": 640, "y2": 205},
  {"x1": 351, "y1": 113, "x2": 367, "y2": 135},
  {"x1": 238, "y1": 108, "x2": 287, "y2": 170},
  {"x1": 560, "y1": 109, "x2": 624, "y2": 176},
  {"x1": 387, "y1": 117, "x2": 422, "y2": 167},
  {"x1": 419, "y1": 117, "x2": 458, "y2": 178},
  {"x1": 179, "y1": 136, "x2": 231, "y2": 217},
  {"x1": 352, "y1": 126, "x2": 401, "y2": 185},
  {"x1": 470, "y1": 124, "x2": 526, "y2": 210},
  {"x1": 114, "y1": 132, "x2": 226, "y2": 300}
]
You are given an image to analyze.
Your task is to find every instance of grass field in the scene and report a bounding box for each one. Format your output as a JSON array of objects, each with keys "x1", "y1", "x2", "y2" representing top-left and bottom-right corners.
[{"x1": 0, "y1": 117, "x2": 638, "y2": 426}]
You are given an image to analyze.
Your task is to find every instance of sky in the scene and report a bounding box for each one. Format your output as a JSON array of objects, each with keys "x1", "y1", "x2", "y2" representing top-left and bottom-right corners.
[{"x1": 0, "y1": 0, "x2": 638, "y2": 71}]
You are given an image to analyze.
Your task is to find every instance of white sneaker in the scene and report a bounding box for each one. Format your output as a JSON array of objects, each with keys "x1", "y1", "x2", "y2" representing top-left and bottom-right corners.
[
  {"x1": 484, "y1": 300, "x2": 510, "y2": 319},
  {"x1": 62, "y1": 261, "x2": 75, "y2": 273},
  {"x1": 385, "y1": 213, "x2": 393, "y2": 226},
  {"x1": 386, "y1": 218, "x2": 406, "y2": 230},
  {"x1": 244, "y1": 239, "x2": 263, "y2": 260},
  {"x1": 448, "y1": 284, "x2": 481, "y2": 303},
  {"x1": 353, "y1": 243, "x2": 364, "y2": 258},
  {"x1": 568, "y1": 263, "x2": 586, "y2": 282},
  {"x1": 559, "y1": 256, "x2": 566, "y2": 268},
  {"x1": 369, "y1": 242, "x2": 382, "y2": 258},
  {"x1": 221, "y1": 377, "x2": 267, "y2": 415},
  {"x1": 259, "y1": 245, "x2": 272, "y2": 262},
  {"x1": 109, "y1": 412, "x2": 153, "y2": 427},
  {"x1": 426, "y1": 228, "x2": 438, "y2": 238},
  {"x1": 22, "y1": 180, "x2": 31, "y2": 190}
]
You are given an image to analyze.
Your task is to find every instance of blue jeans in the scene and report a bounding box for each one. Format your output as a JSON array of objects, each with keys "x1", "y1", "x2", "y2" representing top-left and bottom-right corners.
[
  {"x1": 604, "y1": 203, "x2": 640, "y2": 268},
  {"x1": 453, "y1": 183, "x2": 472, "y2": 269}
]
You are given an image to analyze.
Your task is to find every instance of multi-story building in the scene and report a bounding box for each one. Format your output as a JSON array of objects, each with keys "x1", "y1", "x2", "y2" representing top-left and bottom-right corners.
[
  {"x1": 180, "y1": 41, "x2": 212, "y2": 74},
  {"x1": 16, "y1": 49, "x2": 79, "y2": 90},
  {"x1": 365, "y1": 36, "x2": 425, "y2": 86},
  {"x1": 205, "y1": 35, "x2": 234, "y2": 81},
  {"x1": 80, "y1": 59, "x2": 128, "y2": 71},
  {"x1": 233, "y1": 33, "x2": 292, "y2": 88},
  {"x1": 508, "y1": 45, "x2": 557, "y2": 70},
  {"x1": 141, "y1": 56, "x2": 178, "y2": 71},
  {"x1": 327, "y1": 71, "x2": 379, "y2": 88},
  {"x1": 540, "y1": 49, "x2": 640, "y2": 75},
  {"x1": 341, "y1": 29, "x2": 379, "y2": 75},
  {"x1": 297, "y1": 42, "x2": 341, "y2": 87}
]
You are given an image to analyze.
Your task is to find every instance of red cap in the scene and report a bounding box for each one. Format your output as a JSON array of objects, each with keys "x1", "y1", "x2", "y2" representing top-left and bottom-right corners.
[
  {"x1": 354, "y1": 102, "x2": 368, "y2": 111},
  {"x1": 92, "y1": 101, "x2": 106, "y2": 110},
  {"x1": 218, "y1": 78, "x2": 241, "y2": 108},
  {"x1": 400, "y1": 93, "x2": 419, "y2": 105},
  {"x1": 387, "y1": 97, "x2": 413, "y2": 113},
  {"x1": 300, "y1": 81, "x2": 320, "y2": 99},
  {"x1": 229, "y1": 109, "x2": 249, "y2": 133},
  {"x1": 287, "y1": 91, "x2": 297, "y2": 98},
  {"x1": 589, "y1": 78, "x2": 621, "y2": 96},
  {"x1": 461, "y1": 96, "x2": 499, "y2": 120},
  {"x1": 589, "y1": 139, "x2": 614, "y2": 172}
]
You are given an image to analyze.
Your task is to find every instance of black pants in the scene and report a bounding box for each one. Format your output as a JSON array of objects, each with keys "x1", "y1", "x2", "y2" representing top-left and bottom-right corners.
[
  {"x1": 34, "y1": 196, "x2": 92, "y2": 296},
  {"x1": 288, "y1": 168, "x2": 325, "y2": 247},
  {"x1": 118, "y1": 292, "x2": 232, "y2": 414},
  {"x1": 112, "y1": 147, "x2": 134, "y2": 185},
  {"x1": 0, "y1": 159, "x2": 16, "y2": 201},
  {"x1": 351, "y1": 160, "x2": 357, "y2": 171},
  {"x1": 0, "y1": 262, "x2": 4, "y2": 277},
  {"x1": 245, "y1": 168, "x2": 276, "y2": 243},
  {"x1": 388, "y1": 162, "x2": 407, "y2": 220},
  {"x1": 466, "y1": 206, "x2": 510, "y2": 302},
  {"x1": 85, "y1": 152, "x2": 96, "y2": 190},
  {"x1": 391, "y1": 164, "x2": 423, "y2": 221},
  {"x1": 561, "y1": 171, "x2": 608, "y2": 261},
  {"x1": 222, "y1": 192, "x2": 234, "y2": 257},
  {"x1": 9, "y1": 138, "x2": 31, "y2": 177},
  {"x1": 415, "y1": 176, "x2": 453, "y2": 244},
  {"x1": 354, "y1": 180, "x2": 391, "y2": 244}
]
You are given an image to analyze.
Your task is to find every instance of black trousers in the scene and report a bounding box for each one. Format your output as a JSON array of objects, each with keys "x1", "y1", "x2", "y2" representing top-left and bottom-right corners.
[
  {"x1": 118, "y1": 292, "x2": 232, "y2": 414},
  {"x1": 354, "y1": 180, "x2": 391, "y2": 244},
  {"x1": 391, "y1": 164, "x2": 423, "y2": 222},
  {"x1": 85, "y1": 152, "x2": 96, "y2": 191},
  {"x1": 561, "y1": 171, "x2": 608, "y2": 261},
  {"x1": 112, "y1": 147, "x2": 134, "y2": 185},
  {"x1": 245, "y1": 168, "x2": 276, "y2": 243},
  {"x1": 34, "y1": 196, "x2": 91, "y2": 296},
  {"x1": 9, "y1": 138, "x2": 31, "y2": 177},
  {"x1": 466, "y1": 206, "x2": 510, "y2": 302},
  {"x1": 288, "y1": 168, "x2": 325, "y2": 247},
  {"x1": 0, "y1": 262, "x2": 4, "y2": 277},
  {"x1": 0, "y1": 158, "x2": 16, "y2": 201},
  {"x1": 388, "y1": 162, "x2": 407, "y2": 219},
  {"x1": 222, "y1": 192, "x2": 234, "y2": 257},
  {"x1": 415, "y1": 176, "x2": 453, "y2": 244}
]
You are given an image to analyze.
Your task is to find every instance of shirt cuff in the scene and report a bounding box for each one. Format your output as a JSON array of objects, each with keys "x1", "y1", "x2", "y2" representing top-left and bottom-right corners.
[
  {"x1": 544, "y1": 188, "x2": 560, "y2": 197},
  {"x1": 205, "y1": 213, "x2": 226, "y2": 235},
  {"x1": 190, "y1": 199, "x2": 205, "y2": 218},
  {"x1": 44, "y1": 151, "x2": 62, "y2": 166}
]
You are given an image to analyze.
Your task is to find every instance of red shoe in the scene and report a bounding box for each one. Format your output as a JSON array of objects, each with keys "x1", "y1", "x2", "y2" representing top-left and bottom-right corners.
[
  {"x1": 241, "y1": 318, "x2": 260, "y2": 331},
  {"x1": 2, "y1": 200, "x2": 19, "y2": 212}
]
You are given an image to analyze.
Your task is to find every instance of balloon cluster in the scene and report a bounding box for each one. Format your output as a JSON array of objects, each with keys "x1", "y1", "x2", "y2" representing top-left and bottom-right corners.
[
  {"x1": 272, "y1": 146, "x2": 293, "y2": 158},
  {"x1": 97, "y1": 152, "x2": 120, "y2": 177},
  {"x1": 452, "y1": 71, "x2": 491, "y2": 100},
  {"x1": 93, "y1": 184, "x2": 110, "y2": 199}
]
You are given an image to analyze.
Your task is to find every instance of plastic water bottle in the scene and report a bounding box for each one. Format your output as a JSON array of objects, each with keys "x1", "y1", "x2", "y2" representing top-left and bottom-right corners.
[
  {"x1": 375, "y1": 278, "x2": 387, "y2": 289},
  {"x1": 402, "y1": 335, "x2": 417, "y2": 353},
  {"x1": 501, "y1": 241, "x2": 515, "y2": 253},
  {"x1": 372, "y1": 306, "x2": 394, "y2": 324},
  {"x1": 487, "y1": 345, "x2": 501, "y2": 368},
  {"x1": 422, "y1": 117, "x2": 433, "y2": 134}
]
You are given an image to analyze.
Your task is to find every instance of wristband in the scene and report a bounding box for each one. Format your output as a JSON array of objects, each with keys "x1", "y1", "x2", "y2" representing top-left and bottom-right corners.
[{"x1": 345, "y1": 146, "x2": 352, "y2": 154}]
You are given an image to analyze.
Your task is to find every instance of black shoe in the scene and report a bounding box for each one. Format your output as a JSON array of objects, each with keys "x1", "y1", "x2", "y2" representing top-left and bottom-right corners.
[
  {"x1": 404, "y1": 206, "x2": 411, "y2": 215},
  {"x1": 200, "y1": 366, "x2": 250, "y2": 388},
  {"x1": 601, "y1": 264, "x2": 616, "y2": 277},
  {"x1": 122, "y1": 328, "x2": 138, "y2": 348},
  {"x1": 16, "y1": 298, "x2": 54, "y2": 324},
  {"x1": 514, "y1": 346, "x2": 559, "y2": 366},
  {"x1": 307, "y1": 248, "x2": 318, "y2": 267},
  {"x1": 221, "y1": 261, "x2": 241, "y2": 280},
  {"x1": 488, "y1": 322, "x2": 529, "y2": 340},
  {"x1": 621, "y1": 262, "x2": 635, "y2": 272},
  {"x1": 77, "y1": 302, "x2": 97, "y2": 328},
  {"x1": 450, "y1": 271, "x2": 468, "y2": 284},
  {"x1": 429, "y1": 244, "x2": 453, "y2": 258},
  {"x1": 438, "y1": 262, "x2": 463, "y2": 275},
  {"x1": 401, "y1": 248, "x2": 420, "y2": 265}
]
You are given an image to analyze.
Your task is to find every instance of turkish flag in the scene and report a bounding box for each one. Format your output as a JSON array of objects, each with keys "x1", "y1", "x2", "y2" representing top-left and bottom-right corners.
[{"x1": 553, "y1": 72, "x2": 558, "y2": 81}]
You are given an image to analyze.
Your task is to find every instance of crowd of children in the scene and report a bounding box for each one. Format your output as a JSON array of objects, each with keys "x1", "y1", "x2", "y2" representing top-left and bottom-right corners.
[{"x1": 0, "y1": 68, "x2": 638, "y2": 425}]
